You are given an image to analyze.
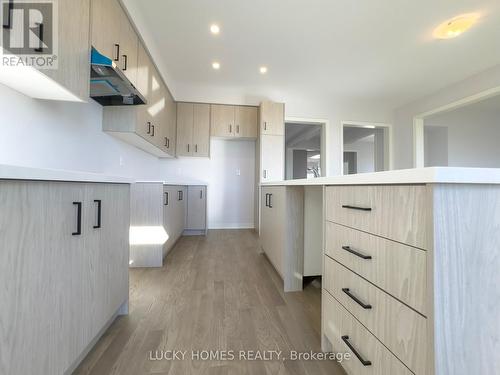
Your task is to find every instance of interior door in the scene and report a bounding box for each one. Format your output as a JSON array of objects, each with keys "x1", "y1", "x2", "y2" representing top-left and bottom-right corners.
[
  {"x1": 192, "y1": 104, "x2": 210, "y2": 157},
  {"x1": 176, "y1": 103, "x2": 194, "y2": 156}
]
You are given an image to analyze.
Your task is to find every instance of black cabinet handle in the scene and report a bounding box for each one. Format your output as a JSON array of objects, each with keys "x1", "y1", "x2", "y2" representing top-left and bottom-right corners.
[
  {"x1": 200, "y1": 189, "x2": 203, "y2": 199},
  {"x1": 147, "y1": 122, "x2": 151, "y2": 134},
  {"x1": 93, "y1": 200, "x2": 102, "y2": 229},
  {"x1": 229, "y1": 124, "x2": 232, "y2": 133},
  {"x1": 165, "y1": 137, "x2": 168, "y2": 147},
  {"x1": 34, "y1": 23, "x2": 44, "y2": 52},
  {"x1": 342, "y1": 288, "x2": 372, "y2": 309},
  {"x1": 268, "y1": 193, "x2": 273, "y2": 208},
  {"x1": 264, "y1": 121, "x2": 267, "y2": 131},
  {"x1": 342, "y1": 246, "x2": 372, "y2": 260},
  {"x1": 113, "y1": 44, "x2": 120, "y2": 61},
  {"x1": 178, "y1": 190, "x2": 183, "y2": 201},
  {"x1": 3, "y1": 0, "x2": 13, "y2": 29},
  {"x1": 187, "y1": 144, "x2": 190, "y2": 153},
  {"x1": 265, "y1": 193, "x2": 269, "y2": 207},
  {"x1": 342, "y1": 205, "x2": 372, "y2": 211},
  {"x1": 164, "y1": 192, "x2": 169, "y2": 206},
  {"x1": 151, "y1": 125, "x2": 155, "y2": 137},
  {"x1": 122, "y1": 54, "x2": 128, "y2": 71},
  {"x1": 195, "y1": 144, "x2": 198, "y2": 153},
  {"x1": 341, "y1": 336, "x2": 371, "y2": 366},
  {"x1": 72, "y1": 202, "x2": 82, "y2": 236}
]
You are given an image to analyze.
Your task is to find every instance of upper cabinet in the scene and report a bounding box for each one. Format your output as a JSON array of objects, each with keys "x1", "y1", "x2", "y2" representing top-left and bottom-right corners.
[
  {"x1": 210, "y1": 104, "x2": 258, "y2": 139},
  {"x1": 0, "y1": 0, "x2": 91, "y2": 101},
  {"x1": 260, "y1": 101, "x2": 284, "y2": 136},
  {"x1": 176, "y1": 103, "x2": 210, "y2": 157},
  {"x1": 90, "y1": 0, "x2": 138, "y2": 87}
]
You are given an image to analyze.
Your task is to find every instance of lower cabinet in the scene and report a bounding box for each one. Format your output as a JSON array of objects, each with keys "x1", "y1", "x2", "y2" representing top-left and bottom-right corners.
[
  {"x1": 260, "y1": 185, "x2": 304, "y2": 291},
  {"x1": 0, "y1": 180, "x2": 130, "y2": 375},
  {"x1": 130, "y1": 183, "x2": 207, "y2": 267},
  {"x1": 186, "y1": 186, "x2": 207, "y2": 233}
]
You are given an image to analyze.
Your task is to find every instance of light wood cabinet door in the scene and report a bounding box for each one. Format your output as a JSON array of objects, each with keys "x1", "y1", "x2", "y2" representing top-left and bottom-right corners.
[
  {"x1": 176, "y1": 103, "x2": 194, "y2": 156},
  {"x1": 186, "y1": 186, "x2": 207, "y2": 230},
  {"x1": 211, "y1": 104, "x2": 235, "y2": 137},
  {"x1": 235, "y1": 106, "x2": 258, "y2": 138},
  {"x1": 90, "y1": 0, "x2": 121, "y2": 59},
  {"x1": 260, "y1": 101, "x2": 284, "y2": 135},
  {"x1": 163, "y1": 88, "x2": 177, "y2": 155},
  {"x1": 192, "y1": 104, "x2": 210, "y2": 157},
  {"x1": 136, "y1": 43, "x2": 153, "y2": 102},
  {"x1": 117, "y1": 6, "x2": 138, "y2": 87},
  {"x1": 261, "y1": 135, "x2": 284, "y2": 182}
]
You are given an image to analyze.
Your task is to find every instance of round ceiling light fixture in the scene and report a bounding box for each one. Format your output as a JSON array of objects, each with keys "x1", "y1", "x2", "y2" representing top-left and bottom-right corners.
[
  {"x1": 433, "y1": 13, "x2": 480, "y2": 39},
  {"x1": 210, "y1": 24, "x2": 220, "y2": 35},
  {"x1": 212, "y1": 61, "x2": 220, "y2": 70},
  {"x1": 259, "y1": 66, "x2": 268, "y2": 74}
]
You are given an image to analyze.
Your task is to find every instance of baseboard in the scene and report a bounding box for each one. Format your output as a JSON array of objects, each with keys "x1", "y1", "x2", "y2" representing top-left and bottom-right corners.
[
  {"x1": 208, "y1": 223, "x2": 255, "y2": 229},
  {"x1": 64, "y1": 299, "x2": 127, "y2": 375}
]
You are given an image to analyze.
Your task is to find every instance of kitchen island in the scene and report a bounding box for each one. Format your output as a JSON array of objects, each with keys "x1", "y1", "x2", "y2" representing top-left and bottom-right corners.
[{"x1": 260, "y1": 167, "x2": 500, "y2": 375}]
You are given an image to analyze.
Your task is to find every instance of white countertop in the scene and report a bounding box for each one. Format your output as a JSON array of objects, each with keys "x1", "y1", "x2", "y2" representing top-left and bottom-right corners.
[
  {"x1": 136, "y1": 179, "x2": 208, "y2": 186},
  {"x1": 261, "y1": 167, "x2": 500, "y2": 186},
  {"x1": 0, "y1": 164, "x2": 134, "y2": 184}
]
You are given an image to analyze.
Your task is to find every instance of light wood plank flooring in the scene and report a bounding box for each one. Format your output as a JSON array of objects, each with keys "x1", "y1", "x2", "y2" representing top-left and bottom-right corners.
[{"x1": 74, "y1": 230, "x2": 345, "y2": 375}]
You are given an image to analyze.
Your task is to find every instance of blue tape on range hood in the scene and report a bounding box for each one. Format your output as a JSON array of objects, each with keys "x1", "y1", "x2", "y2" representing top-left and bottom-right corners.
[{"x1": 91, "y1": 47, "x2": 113, "y2": 66}]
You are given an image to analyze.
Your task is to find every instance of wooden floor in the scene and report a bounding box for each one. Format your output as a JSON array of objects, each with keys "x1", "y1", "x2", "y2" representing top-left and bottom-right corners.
[{"x1": 74, "y1": 230, "x2": 346, "y2": 375}]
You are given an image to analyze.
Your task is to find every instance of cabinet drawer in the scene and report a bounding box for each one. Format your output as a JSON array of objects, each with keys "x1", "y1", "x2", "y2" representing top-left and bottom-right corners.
[
  {"x1": 325, "y1": 222, "x2": 427, "y2": 313},
  {"x1": 324, "y1": 258, "x2": 426, "y2": 374},
  {"x1": 323, "y1": 291, "x2": 413, "y2": 375},
  {"x1": 325, "y1": 185, "x2": 429, "y2": 249}
]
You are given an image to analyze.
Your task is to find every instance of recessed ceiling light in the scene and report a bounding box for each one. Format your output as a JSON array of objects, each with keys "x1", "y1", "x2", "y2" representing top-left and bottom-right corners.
[
  {"x1": 433, "y1": 13, "x2": 480, "y2": 39},
  {"x1": 212, "y1": 61, "x2": 220, "y2": 70},
  {"x1": 210, "y1": 24, "x2": 220, "y2": 35},
  {"x1": 259, "y1": 66, "x2": 268, "y2": 74}
]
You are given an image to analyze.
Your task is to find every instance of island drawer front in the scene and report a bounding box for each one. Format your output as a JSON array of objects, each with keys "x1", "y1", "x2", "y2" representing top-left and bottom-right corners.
[
  {"x1": 325, "y1": 221, "x2": 427, "y2": 314},
  {"x1": 324, "y1": 257, "x2": 427, "y2": 375},
  {"x1": 323, "y1": 291, "x2": 413, "y2": 375},
  {"x1": 325, "y1": 185, "x2": 430, "y2": 249}
]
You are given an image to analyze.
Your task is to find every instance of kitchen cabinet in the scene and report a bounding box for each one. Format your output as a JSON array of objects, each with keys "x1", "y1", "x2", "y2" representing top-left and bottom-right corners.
[
  {"x1": 0, "y1": 179, "x2": 129, "y2": 375},
  {"x1": 260, "y1": 101, "x2": 284, "y2": 135},
  {"x1": 260, "y1": 134, "x2": 284, "y2": 182},
  {"x1": 1, "y1": 0, "x2": 91, "y2": 101},
  {"x1": 211, "y1": 104, "x2": 258, "y2": 138},
  {"x1": 235, "y1": 106, "x2": 258, "y2": 138},
  {"x1": 91, "y1": 0, "x2": 138, "y2": 87},
  {"x1": 131, "y1": 183, "x2": 208, "y2": 267},
  {"x1": 260, "y1": 186, "x2": 304, "y2": 291},
  {"x1": 176, "y1": 103, "x2": 210, "y2": 157},
  {"x1": 102, "y1": 44, "x2": 175, "y2": 158},
  {"x1": 186, "y1": 186, "x2": 207, "y2": 232}
]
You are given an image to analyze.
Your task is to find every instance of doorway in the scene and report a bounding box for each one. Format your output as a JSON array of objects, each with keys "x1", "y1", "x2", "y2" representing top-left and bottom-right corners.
[
  {"x1": 284, "y1": 119, "x2": 327, "y2": 180},
  {"x1": 341, "y1": 122, "x2": 391, "y2": 175}
]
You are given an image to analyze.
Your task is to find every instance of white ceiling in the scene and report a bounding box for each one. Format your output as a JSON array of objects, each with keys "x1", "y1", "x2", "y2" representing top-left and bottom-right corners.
[{"x1": 124, "y1": 0, "x2": 500, "y2": 109}]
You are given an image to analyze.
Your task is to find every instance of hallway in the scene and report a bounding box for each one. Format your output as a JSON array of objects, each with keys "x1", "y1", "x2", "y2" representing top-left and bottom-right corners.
[{"x1": 74, "y1": 230, "x2": 345, "y2": 375}]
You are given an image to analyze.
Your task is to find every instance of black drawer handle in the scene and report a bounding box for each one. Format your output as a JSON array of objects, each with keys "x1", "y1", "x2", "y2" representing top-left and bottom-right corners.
[
  {"x1": 114, "y1": 44, "x2": 120, "y2": 61},
  {"x1": 342, "y1": 205, "x2": 372, "y2": 211},
  {"x1": 164, "y1": 192, "x2": 169, "y2": 206},
  {"x1": 265, "y1": 193, "x2": 269, "y2": 207},
  {"x1": 147, "y1": 122, "x2": 151, "y2": 134},
  {"x1": 165, "y1": 137, "x2": 168, "y2": 147},
  {"x1": 122, "y1": 54, "x2": 128, "y2": 71},
  {"x1": 342, "y1": 246, "x2": 372, "y2": 260},
  {"x1": 72, "y1": 202, "x2": 82, "y2": 236},
  {"x1": 268, "y1": 193, "x2": 273, "y2": 208},
  {"x1": 93, "y1": 200, "x2": 102, "y2": 229},
  {"x1": 178, "y1": 190, "x2": 183, "y2": 201},
  {"x1": 342, "y1": 288, "x2": 372, "y2": 309},
  {"x1": 151, "y1": 125, "x2": 155, "y2": 137},
  {"x1": 341, "y1": 335, "x2": 372, "y2": 366},
  {"x1": 200, "y1": 189, "x2": 203, "y2": 199}
]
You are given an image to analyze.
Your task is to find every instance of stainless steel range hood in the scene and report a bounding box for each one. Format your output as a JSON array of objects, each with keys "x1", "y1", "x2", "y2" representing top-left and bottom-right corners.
[{"x1": 90, "y1": 47, "x2": 146, "y2": 106}]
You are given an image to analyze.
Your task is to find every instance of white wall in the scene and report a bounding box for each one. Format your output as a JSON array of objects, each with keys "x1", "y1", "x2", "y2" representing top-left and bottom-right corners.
[
  {"x1": 393, "y1": 64, "x2": 500, "y2": 169},
  {"x1": 0, "y1": 85, "x2": 254, "y2": 229},
  {"x1": 425, "y1": 106, "x2": 500, "y2": 168},
  {"x1": 344, "y1": 139, "x2": 375, "y2": 173},
  {"x1": 161, "y1": 139, "x2": 255, "y2": 229}
]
